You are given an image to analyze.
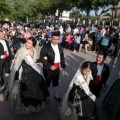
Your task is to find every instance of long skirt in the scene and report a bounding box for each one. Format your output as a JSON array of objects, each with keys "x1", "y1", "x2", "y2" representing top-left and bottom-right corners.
[{"x1": 102, "y1": 78, "x2": 120, "y2": 120}]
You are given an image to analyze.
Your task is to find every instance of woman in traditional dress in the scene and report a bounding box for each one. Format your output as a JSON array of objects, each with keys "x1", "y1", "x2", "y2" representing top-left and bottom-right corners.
[
  {"x1": 59, "y1": 61, "x2": 96, "y2": 120},
  {"x1": 8, "y1": 37, "x2": 49, "y2": 114},
  {"x1": 102, "y1": 74, "x2": 120, "y2": 120}
]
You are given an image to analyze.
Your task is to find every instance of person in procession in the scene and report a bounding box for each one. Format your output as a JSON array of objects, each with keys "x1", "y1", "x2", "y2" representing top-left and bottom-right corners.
[
  {"x1": 89, "y1": 50, "x2": 110, "y2": 97},
  {"x1": 0, "y1": 30, "x2": 13, "y2": 92},
  {"x1": 40, "y1": 31, "x2": 66, "y2": 102},
  {"x1": 8, "y1": 37, "x2": 49, "y2": 114},
  {"x1": 59, "y1": 61, "x2": 97, "y2": 120}
]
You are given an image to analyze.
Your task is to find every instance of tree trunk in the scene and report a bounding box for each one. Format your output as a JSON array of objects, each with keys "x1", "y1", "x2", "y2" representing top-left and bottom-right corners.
[
  {"x1": 97, "y1": 16, "x2": 101, "y2": 26},
  {"x1": 43, "y1": 14, "x2": 45, "y2": 24},
  {"x1": 57, "y1": 9, "x2": 61, "y2": 25},
  {"x1": 94, "y1": 8, "x2": 109, "y2": 27},
  {"x1": 26, "y1": 15, "x2": 28, "y2": 24},
  {"x1": 85, "y1": 9, "x2": 90, "y2": 26}
]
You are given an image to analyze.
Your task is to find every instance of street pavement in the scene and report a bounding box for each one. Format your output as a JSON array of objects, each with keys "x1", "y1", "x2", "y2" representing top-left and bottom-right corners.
[{"x1": 0, "y1": 46, "x2": 119, "y2": 120}]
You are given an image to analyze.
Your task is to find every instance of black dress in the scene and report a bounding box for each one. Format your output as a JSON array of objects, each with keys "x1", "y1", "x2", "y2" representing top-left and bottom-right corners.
[
  {"x1": 68, "y1": 83, "x2": 96, "y2": 119},
  {"x1": 19, "y1": 60, "x2": 49, "y2": 107},
  {"x1": 11, "y1": 60, "x2": 49, "y2": 114}
]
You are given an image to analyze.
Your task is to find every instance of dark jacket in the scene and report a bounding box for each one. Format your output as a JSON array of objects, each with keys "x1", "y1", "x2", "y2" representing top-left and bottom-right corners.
[
  {"x1": 94, "y1": 31, "x2": 102, "y2": 41},
  {"x1": 92, "y1": 62, "x2": 110, "y2": 86},
  {"x1": 0, "y1": 40, "x2": 13, "y2": 61},
  {"x1": 40, "y1": 42, "x2": 66, "y2": 69}
]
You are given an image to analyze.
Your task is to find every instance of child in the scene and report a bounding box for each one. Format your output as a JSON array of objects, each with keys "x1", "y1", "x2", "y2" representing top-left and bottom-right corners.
[
  {"x1": 107, "y1": 43, "x2": 115, "y2": 57},
  {"x1": 73, "y1": 33, "x2": 81, "y2": 53}
]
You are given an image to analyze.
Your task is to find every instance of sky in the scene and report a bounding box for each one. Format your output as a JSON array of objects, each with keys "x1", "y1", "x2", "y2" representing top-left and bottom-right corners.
[
  {"x1": 90, "y1": 10, "x2": 101, "y2": 16},
  {"x1": 90, "y1": 2, "x2": 120, "y2": 16},
  {"x1": 80, "y1": 8, "x2": 106, "y2": 17},
  {"x1": 90, "y1": 8, "x2": 108, "y2": 16}
]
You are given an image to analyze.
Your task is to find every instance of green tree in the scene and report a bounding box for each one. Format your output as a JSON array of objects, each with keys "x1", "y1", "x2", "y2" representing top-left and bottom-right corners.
[
  {"x1": 93, "y1": 0, "x2": 119, "y2": 26},
  {"x1": 48, "y1": 0, "x2": 72, "y2": 24},
  {"x1": 70, "y1": 0, "x2": 93, "y2": 26},
  {"x1": 7, "y1": 0, "x2": 40, "y2": 22},
  {"x1": 0, "y1": 0, "x2": 12, "y2": 20},
  {"x1": 35, "y1": 0, "x2": 72, "y2": 24},
  {"x1": 70, "y1": 0, "x2": 119, "y2": 26}
]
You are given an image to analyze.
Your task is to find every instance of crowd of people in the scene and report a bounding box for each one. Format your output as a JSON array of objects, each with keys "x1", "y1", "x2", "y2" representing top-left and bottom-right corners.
[
  {"x1": 0, "y1": 22, "x2": 120, "y2": 56},
  {"x1": 0, "y1": 22, "x2": 120, "y2": 120}
]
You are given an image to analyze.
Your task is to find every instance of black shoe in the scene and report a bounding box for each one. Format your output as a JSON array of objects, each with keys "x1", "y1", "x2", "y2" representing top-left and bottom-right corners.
[{"x1": 54, "y1": 96, "x2": 62, "y2": 102}]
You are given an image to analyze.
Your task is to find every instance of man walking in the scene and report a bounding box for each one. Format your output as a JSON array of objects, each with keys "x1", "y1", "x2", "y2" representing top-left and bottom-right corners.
[
  {"x1": 0, "y1": 30, "x2": 13, "y2": 92},
  {"x1": 89, "y1": 50, "x2": 110, "y2": 97},
  {"x1": 40, "y1": 31, "x2": 66, "y2": 102}
]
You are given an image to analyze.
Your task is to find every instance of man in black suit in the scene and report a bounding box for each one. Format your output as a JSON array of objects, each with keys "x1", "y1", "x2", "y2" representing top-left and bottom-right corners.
[
  {"x1": 10, "y1": 35, "x2": 21, "y2": 55},
  {"x1": 89, "y1": 50, "x2": 110, "y2": 97},
  {"x1": 0, "y1": 30, "x2": 13, "y2": 92},
  {"x1": 40, "y1": 31, "x2": 66, "y2": 102}
]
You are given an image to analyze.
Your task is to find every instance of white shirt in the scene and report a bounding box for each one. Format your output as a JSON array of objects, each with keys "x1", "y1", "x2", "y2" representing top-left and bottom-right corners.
[
  {"x1": 97, "y1": 64, "x2": 104, "y2": 76},
  {"x1": 101, "y1": 29, "x2": 106, "y2": 37},
  {"x1": 75, "y1": 36, "x2": 81, "y2": 44},
  {"x1": 0, "y1": 40, "x2": 9, "y2": 53},
  {"x1": 73, "y1": 28, "x2": 79, "y2": 35},
  {"x1": 51, "y1": 44, "x2": 60, "y2": 63},
  {"x1": 66, "y1": 27, "x2": 71, "y2": 33},
  {"x1": 59, "y1": 28, "x2": 64, "y2": 34}
]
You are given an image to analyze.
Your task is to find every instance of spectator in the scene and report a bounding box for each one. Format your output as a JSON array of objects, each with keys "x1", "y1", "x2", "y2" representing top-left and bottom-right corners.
[
  {"x1": 94, "y1": 27, "x2": 102, "y2": 52},
  {"x1": 73, "y1": 33, "x2": 81, "y2": 53},
  {"x1": 107, "y1": 43, "x2": 116, "y2": 57},
  {"x1": 79, "y1": 33, "x2": 89, "y2": 54},
  {"x1": 101, "y1": 25, "x2": 106, "y2": 38},
  {"x1": 66, "y1": 24, "x2": 71, "y2": 33}
]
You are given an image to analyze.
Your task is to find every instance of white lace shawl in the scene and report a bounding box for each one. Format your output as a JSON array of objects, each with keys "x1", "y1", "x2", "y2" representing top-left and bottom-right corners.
[
  {"x1": 62, "y1": 61, "x2": 93, "y2": 108},
  {"x1": 8, "y1": 46, "x2": 38, "y2": 91}
]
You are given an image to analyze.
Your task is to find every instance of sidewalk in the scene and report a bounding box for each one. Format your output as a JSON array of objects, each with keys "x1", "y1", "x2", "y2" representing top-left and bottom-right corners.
[{"x1": 0, "y1": 48, "x2": 116, "y2": 120}]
